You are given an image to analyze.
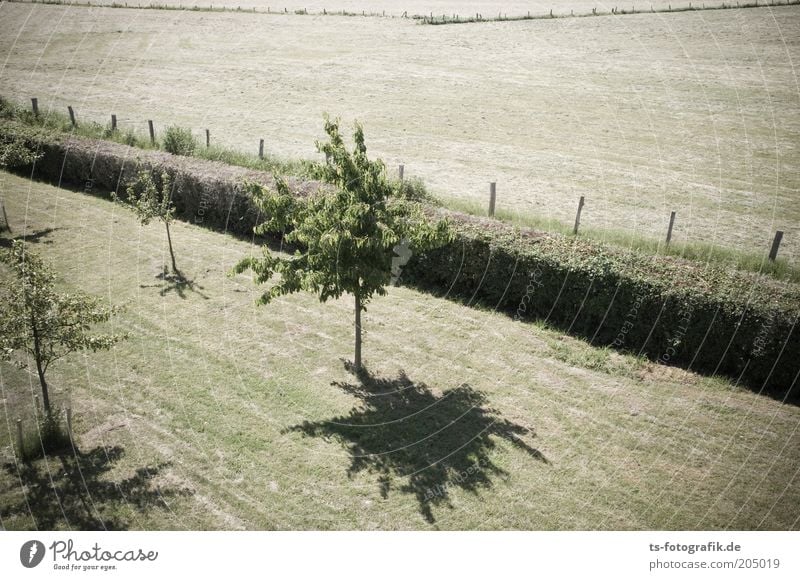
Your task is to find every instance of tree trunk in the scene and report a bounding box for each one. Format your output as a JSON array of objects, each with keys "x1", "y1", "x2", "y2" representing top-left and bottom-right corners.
[
  {"x1": 30, "y1": 313, "x2": 51, "y2": 414},
  {"x1": 0, "y1": 200, "x2": 10, "y2": 233},
  {"x1": 354, "y1": 292, "x2": 362, "y2": 371},
  {"x1": 165, "y1": 221, "x2": 178, "y2": 275},
  {"x1": 35, "y1": 358, "x2": 51, "y2": 414}
]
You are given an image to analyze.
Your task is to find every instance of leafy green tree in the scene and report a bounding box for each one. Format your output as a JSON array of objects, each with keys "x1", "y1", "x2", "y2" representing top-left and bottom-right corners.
[
  {"x1": 114, "y1": 170, "x2": 180, "y2": 276},
  {"x1": 0, "y1": 241, "x2": 125, "y2": 415},
  {"x1": 0, "y1": 135, "x2": 42, "y2": 232},
  {"x1": 233, "y1": 118, "x2": 452, "y2": 370}
]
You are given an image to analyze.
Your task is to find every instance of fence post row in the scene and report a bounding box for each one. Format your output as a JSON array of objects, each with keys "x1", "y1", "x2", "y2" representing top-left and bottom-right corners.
[{"x1": 19, "y1": 96, "x2": 792, "y2": 261}]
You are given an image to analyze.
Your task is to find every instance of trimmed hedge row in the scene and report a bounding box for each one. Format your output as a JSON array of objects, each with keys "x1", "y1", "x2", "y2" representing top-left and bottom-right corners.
[
  {"x1": 403, "y1": 219, "x2": 800, "y2": 399},
  {"x1": 2, "y1": 120, "x2": 315, "y2": 237},
  {"x1": 3, "y1": 120, "x2": 799, "y2": 400}
]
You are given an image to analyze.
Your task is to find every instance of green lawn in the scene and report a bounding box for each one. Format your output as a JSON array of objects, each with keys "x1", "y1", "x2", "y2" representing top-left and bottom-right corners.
[{"x1": 1, "y1": 171, "x2": 798, "y2": 530}]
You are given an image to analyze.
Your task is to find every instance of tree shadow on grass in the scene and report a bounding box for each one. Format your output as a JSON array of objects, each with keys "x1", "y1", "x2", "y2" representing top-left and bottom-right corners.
[
  {"x1": 138, "y1": 266, "x2": 209, "y2": 300},
  {"x1": 286, "y1": 363, "x2": 548, "y2": 523},
  {"x1": 1, "y1": 445, "x2": 193, "y2": 530},
  {"x1": 0, "y1": 227, "x2": 60, "y2": 248}
]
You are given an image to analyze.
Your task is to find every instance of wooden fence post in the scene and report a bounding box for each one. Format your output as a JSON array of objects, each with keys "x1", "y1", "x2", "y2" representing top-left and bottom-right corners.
[
  {"x1": 769, "y1": 231, "x2": 784, "y2": 262},
  {"x1": 488, "y1": 182, "x2": 497, "y2": 217},
  {"x1": 666, "y1": 211, "x2": 676, "y2": 246},
  {"x1": 205, "y1": 128, "x2": 210, "y2": 148},
  {"x1": 573, "y1": 196, "x2": 585, "y2": 235},
  {"x1": 31, "y1": 97, "x2": 39, "y2": 117},
  {"x1": 399, "y1": 164, "x2": 404, "y2": 181},
  {"x1": 259, "y1": 139, "x2": 265, "y2": 159},
  {"x1": 111, "y1": 114, "x2": 117, "y2": 131},
  {"x1": 148, "y1": 120, "x2": 155, "y2": 144},
  {"x1": 68, "y1": 105, "x2": 76, "y2": 127}
]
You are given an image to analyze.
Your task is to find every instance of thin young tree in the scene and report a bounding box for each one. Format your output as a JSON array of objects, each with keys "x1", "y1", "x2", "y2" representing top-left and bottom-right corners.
[
  {"x1": 114, "y1": 169, "x2": 180, "y2": 276},
  {"x1": 0, "y1": 135, "x2": 42, "y2": 232},
  {"x1": 0, "y1": 240, "x2": 125, "y2": 415},
  {"x1": 233, "y1": 117, "x2": 452, "y2": 371}
]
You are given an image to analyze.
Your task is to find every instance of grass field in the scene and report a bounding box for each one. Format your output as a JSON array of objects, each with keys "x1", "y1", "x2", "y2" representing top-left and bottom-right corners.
[
  {"x1": 0, "y1": 3, "x2": 798, "y2": 262},
  {"x1": 1, "y1": 171, "x2": 799, "y2": 530}
]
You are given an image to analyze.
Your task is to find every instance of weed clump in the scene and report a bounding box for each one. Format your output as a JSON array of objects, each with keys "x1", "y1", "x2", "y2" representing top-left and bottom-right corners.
[{"x1": 161, "y1": 125, "x2": 196, "y2": 156}]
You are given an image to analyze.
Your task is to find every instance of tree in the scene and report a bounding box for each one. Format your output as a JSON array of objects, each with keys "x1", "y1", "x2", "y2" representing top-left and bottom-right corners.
[
  {"x1": 0, "y1": 134, "x2": 42, "y2": 232},
  {"x1": 233, "y1": 118, "x2": 452, "y2": 370},
  {"x1": 0, "y1": 241, "x2": 125, "y2": 415},
  {"x1": 113, "y1": 170, "x2": 180, "y2": 276}
]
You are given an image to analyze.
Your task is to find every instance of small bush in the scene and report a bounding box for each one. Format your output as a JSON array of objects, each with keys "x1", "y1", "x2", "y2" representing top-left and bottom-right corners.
[
  {"x1": 0, "y1": 124, "x2": 43, "y2": 168},
  {"x1": 393, "y1": 176, "x2": 434, "y2": 203},
  {"x1": 122, "y1": 128, "x2": 139, "y2": 147},
  {"x1": 0, "y1": 96, "x2": 17, "y2": 119},
  {"x1": 20, "y1": 409, "x2": 72, "y2": 461},
  {"x1": 162, "y1": 125, "x2": 197, "y2": 156}
]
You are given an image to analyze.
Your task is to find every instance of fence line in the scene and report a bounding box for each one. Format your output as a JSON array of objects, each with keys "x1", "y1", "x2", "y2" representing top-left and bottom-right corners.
[
  {"x1": 6, "y1": 0, "x2": 799, "y2": 25},
  {"x1": 21, "y1": 98, "x2": 791, "y2": 262}
]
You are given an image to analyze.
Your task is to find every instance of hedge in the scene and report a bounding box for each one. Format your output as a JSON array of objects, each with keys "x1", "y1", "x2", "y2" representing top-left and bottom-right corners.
[
  {"x1": 2, "y1": 119, "x2": 798, "y2": 401},
  {"x1": 0, "y1": 119, "x2": 315, "y2": 237},
  {"x1": 403, "y1": 218, "x2": 800, "y2": 400}
]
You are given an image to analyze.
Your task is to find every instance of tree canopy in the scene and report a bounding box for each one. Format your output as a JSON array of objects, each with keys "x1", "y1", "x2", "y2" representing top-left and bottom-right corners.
[
  {"x1": 0, "y1": 240, "x2": 125, "y2": 413},
  {"x1": 113, "y1": 169, "x2": 181, "y2": 275},
  {"x1": 233, "y1": 117, "x2": 452, "y2": 369}
]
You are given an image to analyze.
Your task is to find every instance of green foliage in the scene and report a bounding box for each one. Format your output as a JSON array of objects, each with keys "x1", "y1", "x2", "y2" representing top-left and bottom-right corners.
[
  {"x1": 1, "y1": 102, "x2": 797, "y2": 395},
  {"x1": 196, "y1": 144, "x2": 318, "y2": 179},
  {"x1": 390, "y1": 176, "x2": 435, "y2": 203},
  {"x1": 114, "y1": 170, "x2": 176, "y2": 226},
  {"x1": 444, "y1": 197, "x2": 800, "y2": 283},
  {"x1": 121, "y1": 128, "x2": 139, "y2": 146},
  {"x1": 403, "y1": 220, "x2": 800, "y2": 400},
  {"x1": 161, "y1": 125, "x2": 197, "y2": 156},
  {"x1": 0, "y1": 96, "x2": 18, "y2": 119},
  {"x1": 234, "y1": 118, "x2": 452, "y2": 367},
  {"x1": 113, "y1": 170, "x2": 180, "y2": 273},
  {"x1": 0, "y1": 127, "x2": 42, "y2": 169},
  {"x1": 0, "y1": 240, "x2": 125, "y2": 413},
  {"x1": 235, "y1": 117, "x2": 452, "y2": 306}
]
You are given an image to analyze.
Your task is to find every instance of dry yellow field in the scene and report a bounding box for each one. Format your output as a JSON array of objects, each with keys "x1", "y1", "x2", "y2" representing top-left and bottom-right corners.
[
  {"x1": 0, "y1": 2, "x2": 798, "y2": 259},
  {"x1": 10, "y1": 0, "x2": 701, "y2": 17}
]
